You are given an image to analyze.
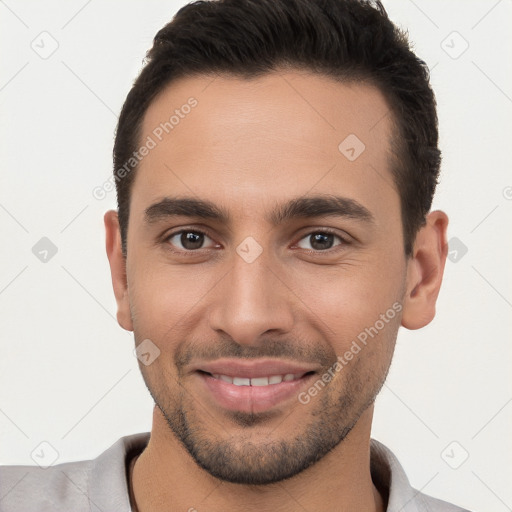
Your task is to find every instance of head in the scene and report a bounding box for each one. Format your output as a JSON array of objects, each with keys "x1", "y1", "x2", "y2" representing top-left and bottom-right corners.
[{"x1": 105, "y1": 0, "x2": 448, "y2": 485}]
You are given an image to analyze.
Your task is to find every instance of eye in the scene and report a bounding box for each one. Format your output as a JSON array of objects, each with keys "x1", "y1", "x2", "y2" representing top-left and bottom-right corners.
[
  {"x1": 165, "y1": 229, "x2": 218, "y2": 251},
  {"x1": 296, "y1": 230, "x2": 346, "y2": 252}
]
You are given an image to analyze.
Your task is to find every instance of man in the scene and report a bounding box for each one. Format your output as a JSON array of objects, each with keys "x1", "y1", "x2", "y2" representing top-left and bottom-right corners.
[{"x1": 0, "y1": 0, "x2": 471, "y2": 510}]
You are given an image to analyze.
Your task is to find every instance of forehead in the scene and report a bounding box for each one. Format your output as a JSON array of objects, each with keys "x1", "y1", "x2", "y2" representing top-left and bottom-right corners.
[{"x1": 132, "y1": 70, "x2": 397, "y2": 221}]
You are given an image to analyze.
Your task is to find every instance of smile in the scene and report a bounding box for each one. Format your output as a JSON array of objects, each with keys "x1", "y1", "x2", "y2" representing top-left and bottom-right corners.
[
  {"x1": 208, "y1": 373, "x2": 306, "y2": 386},
  {"x1": 192, "y1": 359, "x2": 320, "y2": 414}
]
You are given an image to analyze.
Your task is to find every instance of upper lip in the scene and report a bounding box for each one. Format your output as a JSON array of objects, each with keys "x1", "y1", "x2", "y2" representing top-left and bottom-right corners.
[{"x1": 194, "y1": 358, "x2": 319, "y2": 379}]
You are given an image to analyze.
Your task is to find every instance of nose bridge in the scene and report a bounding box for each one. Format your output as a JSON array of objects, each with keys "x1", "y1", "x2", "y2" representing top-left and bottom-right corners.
[
  {"x1": 207, "y1": 245, "x2": 294, "y2": 345},
  {"x1": 231, "y1": 248, "x2": 274, "y2": 306}
]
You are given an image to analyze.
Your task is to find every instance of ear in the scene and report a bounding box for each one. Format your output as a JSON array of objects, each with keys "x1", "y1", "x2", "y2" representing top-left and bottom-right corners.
[
  {"x1": 401, "y1": 210, "x2": 449, "y2": 330},
  {"x1": 104, "y1": 210, "x2": 133, "y2": 331}
]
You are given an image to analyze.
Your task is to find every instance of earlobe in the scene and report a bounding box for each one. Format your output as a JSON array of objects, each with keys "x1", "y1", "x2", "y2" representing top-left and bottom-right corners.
[
  {"x1": 104, "y1": 210, "x2": 133, "y2": 332},
  {"x1": 401, "y1": 210, "x2": 449, "y2": 330}
]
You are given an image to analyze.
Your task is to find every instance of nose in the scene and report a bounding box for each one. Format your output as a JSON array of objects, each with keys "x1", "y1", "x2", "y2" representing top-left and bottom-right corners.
[{"x1": 207, "y1": 248, "x2": 295, "y2": 347}]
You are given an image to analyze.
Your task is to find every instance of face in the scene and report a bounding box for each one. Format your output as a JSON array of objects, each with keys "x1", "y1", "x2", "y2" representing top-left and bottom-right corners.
[{"x1": 109, "y1": 70, "x2": 418, "y2": 484}]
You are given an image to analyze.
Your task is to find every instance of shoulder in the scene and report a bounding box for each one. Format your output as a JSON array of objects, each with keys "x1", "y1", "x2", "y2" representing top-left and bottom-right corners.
[
  {"x1": 370, "y1": 439, "x2": 472, "y2": 512},
  {"x1": 0, "y1": 458, "x2": 93, "y2": 511},
  {"x1": 0, "y1": 432, "x2": 150, "y2": 512},
  {"x1": 413, "y1": 491, "x2": 472, "y2": 511}
]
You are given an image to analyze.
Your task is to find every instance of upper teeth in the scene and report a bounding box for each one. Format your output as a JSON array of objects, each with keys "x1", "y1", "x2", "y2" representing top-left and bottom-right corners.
[{"x1": 212, "y1": 374, "x2": 302, "y2": 386}]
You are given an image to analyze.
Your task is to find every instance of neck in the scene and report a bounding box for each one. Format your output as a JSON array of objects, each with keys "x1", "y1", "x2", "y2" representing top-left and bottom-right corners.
[{"x1": 131, "y1": 406, "x2": 384, "y2": 512}]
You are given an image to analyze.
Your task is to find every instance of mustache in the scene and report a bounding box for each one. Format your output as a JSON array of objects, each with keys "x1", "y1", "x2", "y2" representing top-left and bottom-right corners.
[{"x1": 174, "y1": 335, "x2": 336, "y2": 370}]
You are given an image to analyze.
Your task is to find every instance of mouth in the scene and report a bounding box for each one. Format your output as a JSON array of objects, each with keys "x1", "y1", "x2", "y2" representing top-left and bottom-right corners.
[{"x1": 193, "y1": 359, "x2": 319, "y2": 414}]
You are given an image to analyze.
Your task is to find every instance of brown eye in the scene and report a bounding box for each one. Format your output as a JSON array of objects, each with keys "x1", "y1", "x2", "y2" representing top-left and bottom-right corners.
[
  {"x1": 296, "y1": 231, "x2": 345, "y2": 251},
  {"x1": 166, "y1": 230, "x2": 216, "y2": 251}
]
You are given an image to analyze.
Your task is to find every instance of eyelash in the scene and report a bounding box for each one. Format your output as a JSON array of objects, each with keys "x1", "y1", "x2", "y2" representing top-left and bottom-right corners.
[{"x1": 162, "y1": 227, "x2": 350, "y2": 256}]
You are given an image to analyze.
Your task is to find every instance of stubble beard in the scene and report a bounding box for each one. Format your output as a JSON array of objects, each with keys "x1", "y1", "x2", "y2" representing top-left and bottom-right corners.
[{"x1": 142, "y1": 356, "x2": 390, "y2": 485}]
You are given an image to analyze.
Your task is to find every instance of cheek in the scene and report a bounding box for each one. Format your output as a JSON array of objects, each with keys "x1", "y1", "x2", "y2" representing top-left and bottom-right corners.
[
  {"x1": 128, "y1": 261, "x2": 214, "y2": 339},
  {"x1": 292, "y1": 259, "x2": 403, "y2": 352}
]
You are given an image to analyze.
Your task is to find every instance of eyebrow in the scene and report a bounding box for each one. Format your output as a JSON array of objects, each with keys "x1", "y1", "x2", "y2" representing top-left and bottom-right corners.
[{"x1": 144, "y1": 194, "x2": 375, "y2": 226}]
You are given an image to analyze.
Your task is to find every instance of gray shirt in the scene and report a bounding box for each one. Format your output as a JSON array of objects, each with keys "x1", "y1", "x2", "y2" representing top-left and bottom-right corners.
[{"x1": 0, "y1": 432, "x2": 470, "y2": 511}]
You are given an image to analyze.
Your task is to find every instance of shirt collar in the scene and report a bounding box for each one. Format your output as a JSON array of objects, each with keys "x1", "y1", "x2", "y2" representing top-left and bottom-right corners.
[{"x1": 87, "y1": 433, "x2": 423, "y2": 511}]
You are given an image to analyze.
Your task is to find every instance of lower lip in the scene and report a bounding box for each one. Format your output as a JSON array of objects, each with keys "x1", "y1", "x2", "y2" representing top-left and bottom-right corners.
[{"x1": 197, "y1": 372, "x2": 315, "y2": 414}]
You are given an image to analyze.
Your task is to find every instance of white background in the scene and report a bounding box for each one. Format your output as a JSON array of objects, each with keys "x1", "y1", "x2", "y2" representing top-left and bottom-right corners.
[{"x1": 1, "y1": 1, "x2": 511, "y2": 511}]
